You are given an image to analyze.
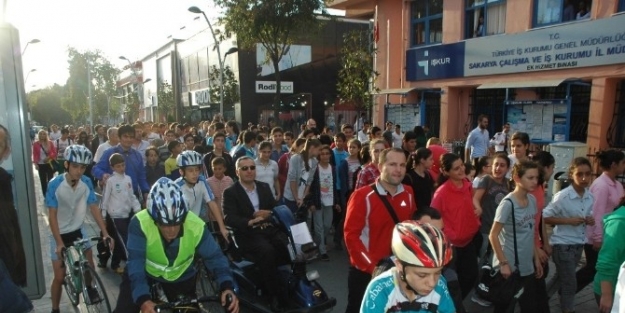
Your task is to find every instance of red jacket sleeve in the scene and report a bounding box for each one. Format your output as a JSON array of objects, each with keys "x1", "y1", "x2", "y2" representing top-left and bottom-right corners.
[{"x1": 343, "y1": 188, "x2": 375, "y2": 273}]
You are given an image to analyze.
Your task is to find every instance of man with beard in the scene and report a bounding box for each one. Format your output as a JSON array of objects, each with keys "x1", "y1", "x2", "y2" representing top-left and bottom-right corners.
[
  {"x1": 465, "y1": 114, "x2": 490, "y2": 165},
  {"x1": 343, "y1": 148, "x2": 417, "y2": 313}
]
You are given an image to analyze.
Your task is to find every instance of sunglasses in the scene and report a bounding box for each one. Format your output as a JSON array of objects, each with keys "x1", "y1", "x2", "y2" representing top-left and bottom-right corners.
[{"x1": 238, "y1": 166, "x2": 256, "y2": 171}]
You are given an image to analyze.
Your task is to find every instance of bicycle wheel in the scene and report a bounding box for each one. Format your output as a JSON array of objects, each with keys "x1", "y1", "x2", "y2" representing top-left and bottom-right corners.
[
  {"x1": 81, "y1": 265, "x2": 112, "y2": 313},
  {"x1": 62, "y1": 249, "x2": 80, "y2": 306},
  {"x1": 196, "y1": 265, "x2": 225, "y2": 313}
]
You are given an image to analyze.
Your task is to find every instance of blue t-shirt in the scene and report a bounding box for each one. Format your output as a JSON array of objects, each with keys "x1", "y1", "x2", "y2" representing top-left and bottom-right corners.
[{"x1": 361, "y1": 268, "x2": 455, "y2": 313}]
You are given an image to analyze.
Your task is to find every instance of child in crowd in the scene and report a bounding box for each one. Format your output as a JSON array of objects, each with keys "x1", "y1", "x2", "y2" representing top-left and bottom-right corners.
[
  {"x1": 203, "y1": 132, "x2": 235, "y2": 179},
  {"x1": 472, "y1": 156, "x2": 492, "y2": 189},
  {"x1": 543, "y1": 157, "x2": 595, "y2": 313},
  {"x1": 464, "y1": 162, "x2": 475, "y2": 182},
  {"x1": 174, "y1": 151, "x2": 229, "y2": 242},
  {"x1": 145, "y1": 147, "x2": 165, "y2": 187},
  {"x1": 283, "y1": 131, "x2": 294, "y2": 149},
  {"x1": 207, "y1": 157, "x2": 234, "y2": 211},
  {"x1": 305, "y1": 145, "x2": 340, "y2": 261},
  {"x1": 100, "y1": 153, "x2": 142, "y2": 274},
  {"x1": 165, "y1": 140, "x2": 182, "y2": 180}
]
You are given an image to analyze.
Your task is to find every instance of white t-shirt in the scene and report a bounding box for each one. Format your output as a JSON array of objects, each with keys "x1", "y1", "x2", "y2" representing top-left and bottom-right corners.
[
  {"x1": 357, "y1": 130, "x2": 368, "y2": 144},
  {"x1": 55, "y1": 138, "x2": 73, "y2": 158},
  {"x1": 175, "y1": 177, "x2": 215, "y2": 217},
  {"x1": 255, "y1": 159, "x2": 279, "y2": 197},
  {"x1": 318, "y1": 164, "x2": 333, "y2": 206},
  {"x1": 49, "y1": 130, "x2": 62, "y2": 141},
  {"x1": 392, "y1": 132, "x2": 403, "y2": 148}
]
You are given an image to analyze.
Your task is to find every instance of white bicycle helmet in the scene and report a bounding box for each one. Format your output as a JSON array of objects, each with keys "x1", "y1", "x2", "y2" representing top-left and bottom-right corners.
[
  {"x1": 147, "y1": 177, "x2": 189, "y2": 225},
  {"x1": 64, "y1": 145, "x2": 93, "y2": 165},
  {"x1": 176, "y1": 150, "x2": 203, "y2": 168}
]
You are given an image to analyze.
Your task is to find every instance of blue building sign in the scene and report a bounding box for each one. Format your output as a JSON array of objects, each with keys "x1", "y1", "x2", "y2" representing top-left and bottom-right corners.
[
  {"x1": 406, "y1": 42, "x2": 465, "y2": 81},
  {"x1": 406, "y1": 14, "x2": 625, "y2": 82}
]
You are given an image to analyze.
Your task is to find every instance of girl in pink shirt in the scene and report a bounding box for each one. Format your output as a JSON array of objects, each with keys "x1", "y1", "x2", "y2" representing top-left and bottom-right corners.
[{"x1": 577, "y1": 150, "x2": 625, "y2": 292}]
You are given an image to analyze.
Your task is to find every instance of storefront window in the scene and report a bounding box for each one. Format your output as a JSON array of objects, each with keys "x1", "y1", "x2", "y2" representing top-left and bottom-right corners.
[
  {"x1": 465, "y1": 0, "x2": 506, "y2": 39},
  {"x1": 534, "y1": 0, "x2": 592, "y2": 27},
  {"x1": 410, "y1": 0, "x2": 443, "y2": 46},
  {"x1": 620, "y1": 0, "x2": 625, "y2": 12}
]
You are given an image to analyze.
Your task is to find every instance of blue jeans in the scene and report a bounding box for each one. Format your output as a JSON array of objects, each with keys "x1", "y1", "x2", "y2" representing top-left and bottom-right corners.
[
  {"x1": 0, "y1": 259, "x2": 32, "y2": 313},
  {"x1": 552, "y1": 244, "x2": 584, "y2": 312}
]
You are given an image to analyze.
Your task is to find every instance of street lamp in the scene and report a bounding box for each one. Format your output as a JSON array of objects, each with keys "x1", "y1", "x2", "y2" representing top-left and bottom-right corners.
[
  {"x1": 188, "y1": 6, "x2": 239, "y2": 116},
  {"x1": 22, "y1": 39, "x2": 40, "y2": 55},
  {"x1": 24, "y1": 69, "x2": 36, "y2": 83}
]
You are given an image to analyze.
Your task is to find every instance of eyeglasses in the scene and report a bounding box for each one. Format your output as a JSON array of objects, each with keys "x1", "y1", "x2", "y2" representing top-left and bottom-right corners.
[{"x1": 238, "y1": 166, "x2": 256, "y2": 171}]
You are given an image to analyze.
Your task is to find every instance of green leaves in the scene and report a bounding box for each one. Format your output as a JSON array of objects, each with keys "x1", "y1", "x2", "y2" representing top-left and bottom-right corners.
[
  {"x1": 337, "y1": 30, "x2": 379, "y2": 109},
  {"x1": 157, "y1": 81, "x2": 175, "y2": 122},
  {"x1": 207, "y1": 65, "x2": 240, "y2": 108}
]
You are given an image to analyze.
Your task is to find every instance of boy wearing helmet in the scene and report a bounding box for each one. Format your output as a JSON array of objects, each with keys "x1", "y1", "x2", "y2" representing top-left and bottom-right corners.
[
  {"x1": 175, "y1": 150, "x2": 229, "y2": 241},
  {"x1": 45, "y1": 145, "x2": 114, "y2": 313},
  {"x1": 113, "y1": 178, "x2": 239, "y2": 313},
  {"x1": 361, "y1": 221, "x2": 455, "y2": 313}
]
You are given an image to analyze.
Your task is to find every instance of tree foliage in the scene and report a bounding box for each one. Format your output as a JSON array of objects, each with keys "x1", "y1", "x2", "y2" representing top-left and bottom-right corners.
[
  {"x1": 62, "y1": 47, "x2": 120, "y2": 124},
  {"x1": 157, "y1": 81, "x2": 175, "y2": 122},
  {"x1": 213, "y1": 0, "x2": 325, "y2": 110},
  {"x1": 27, "y1": 85, "x2": 73, "y2": 127},
  {"x1": 208, "y1": 65, "x2": 240, "y2": 109},
  {"x1": 337, "y1": 30, "x2": 379, "y2": 109}
]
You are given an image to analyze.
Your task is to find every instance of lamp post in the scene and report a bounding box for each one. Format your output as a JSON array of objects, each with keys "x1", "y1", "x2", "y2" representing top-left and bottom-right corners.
[
  {"x1": 119, "y1": 56, "x2": 150, "y2": 121},
  {"x1": 22, "y1": 39, "x2": 40, "y2": 56},
  {"x1": 24, "y1": 69, "x2": 36, "y2": 84},
  {"x1": 188, "y1": 6, "x2": 238, "y2": 116}
]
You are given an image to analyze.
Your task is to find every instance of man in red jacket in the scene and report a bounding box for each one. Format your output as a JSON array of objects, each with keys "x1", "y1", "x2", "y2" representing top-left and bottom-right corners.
[{"x1": 343, "y1": 147, "x2": 417, "y2": 313}]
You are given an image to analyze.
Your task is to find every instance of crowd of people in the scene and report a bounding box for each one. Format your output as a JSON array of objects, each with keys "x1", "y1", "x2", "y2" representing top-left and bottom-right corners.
[{"x1": 6, "y1": 113, "x2": 624, "y2": 313}]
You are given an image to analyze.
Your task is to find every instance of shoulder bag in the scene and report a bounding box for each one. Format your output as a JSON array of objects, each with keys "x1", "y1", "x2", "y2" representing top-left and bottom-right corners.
[{"x1": 475, "y1": 198, "x2": 525, "y2": 305}]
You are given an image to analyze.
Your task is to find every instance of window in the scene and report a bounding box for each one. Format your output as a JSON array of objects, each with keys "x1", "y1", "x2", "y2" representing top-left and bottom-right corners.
[
  {"x1": 534, "y1": 0, "x2": 592, "y2": 27},
  {"x1": 465, "y1": 0, "x2": 506, "y2": 39},
  {"x1": 410, "y1": 0, "x2": 443, "y2": 46},
  {"x1": 620, "y1": 0, "x2": 625, "y2": 12}
]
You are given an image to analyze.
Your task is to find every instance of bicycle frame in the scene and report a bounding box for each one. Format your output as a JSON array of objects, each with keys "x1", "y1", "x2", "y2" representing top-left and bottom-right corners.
[{"x1": 61, "y1": 237, "x2": 108, "y2": 302}]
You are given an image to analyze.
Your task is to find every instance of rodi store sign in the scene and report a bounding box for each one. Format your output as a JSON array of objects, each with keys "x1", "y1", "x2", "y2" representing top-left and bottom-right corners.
[
  {"x1": 255, "y1": 81, "x2": 294, "y2": 94},
  {"x1": 193, "y1": 88, "x2": 210, "y2": 106}
]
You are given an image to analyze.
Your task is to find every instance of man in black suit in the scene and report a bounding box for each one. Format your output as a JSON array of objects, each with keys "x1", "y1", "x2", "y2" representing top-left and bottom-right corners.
[{"x1": 223, "y1": 156, "x2": 291, "y2": 312}]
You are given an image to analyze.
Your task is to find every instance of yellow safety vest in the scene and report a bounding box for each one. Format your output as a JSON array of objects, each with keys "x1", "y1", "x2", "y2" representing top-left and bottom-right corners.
[{"x1": 136, "y1": 210, "x2": 205, "y2": 281}]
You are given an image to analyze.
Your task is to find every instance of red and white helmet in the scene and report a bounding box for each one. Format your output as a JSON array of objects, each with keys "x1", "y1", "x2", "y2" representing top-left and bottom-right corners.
[{"x1": 392, "y1": 220, "x2": 452, "y2": 268}]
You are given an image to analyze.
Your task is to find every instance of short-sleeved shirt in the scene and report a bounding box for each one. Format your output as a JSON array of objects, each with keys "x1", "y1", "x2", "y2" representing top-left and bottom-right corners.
[
  {"x1": 543, "y1": 185, "x2": 594, "y2": 245},
  {"x1": 45, "y1": 174, "x2": 98, "y2": 234},
  {"x1": 318, "y1": 165, "x2": 333, "y2": 206},
  {"x1": 255, "y1": 159, "x2": 279, "y2": 196},
  {"x1": 175, "y1": 176, "x2": 215, "y2": 217},
  {"x1": 492, "y1": 194, "x2": 537, "y2": 276},
  {"x1": 361, "y1": 268, "x2": 455, "y2": 313},
  {"x1": 477, "y1": 175, "x2": 510, "y2": 234},
  {"x1": 164, "y1": 157, "x2": 178, "y2": 175}
]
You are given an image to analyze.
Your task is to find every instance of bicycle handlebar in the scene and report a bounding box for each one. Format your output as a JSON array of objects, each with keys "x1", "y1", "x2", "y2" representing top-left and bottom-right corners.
[{"x1": 153, "y1": 295, "x2": 222, "y2": 311}]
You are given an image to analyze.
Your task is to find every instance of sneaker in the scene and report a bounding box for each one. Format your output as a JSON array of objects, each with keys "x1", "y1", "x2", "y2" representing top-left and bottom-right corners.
[
  {"x1": 320, "y1": 254, "x2": 330, "y2": 261},
  {"x1": 96, "y1": 261, "x2": 107, "y2": 268},
  {"x1": 114, "y1": 266, "x2": 124, "y2": 275},
  {"x1": 470, "y1": 294, "x2": 492, "y2": 307},
  {"x1": 86, "y1": 287, "x2": 101, "y2": 303}
]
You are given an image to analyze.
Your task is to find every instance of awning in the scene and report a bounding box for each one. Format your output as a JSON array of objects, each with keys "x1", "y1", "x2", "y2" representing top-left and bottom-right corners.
[
  {"x1": 477, "y1": 79, "x2": 567, "y2": 89},
  {"x1": 374, "y1": 87, "x2": 420, "y2": 95}
]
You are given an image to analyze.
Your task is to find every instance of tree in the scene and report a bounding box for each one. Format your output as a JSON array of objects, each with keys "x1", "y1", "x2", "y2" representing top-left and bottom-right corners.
[
  {"x1": 157, "y1": 81, "x2": 175, "y2": 122},
  {"x1": 62, "y1": 47, "x2": 120, "y2": 124},
  {"x1": 27, "y1": 85, "x2": 73, "y2": 127},
  {"x1": 337, "y1": 30, "x2": 379, "y2": 109},
  {"x1": 213, "y1": 0, "x2": 325, "y2": 114},
  {"x1": 125, "y1": 93, "x2": 141, "y2": 123},
  {"x1": 208, "y1": 65, "x2": 240, "y2": 110}
]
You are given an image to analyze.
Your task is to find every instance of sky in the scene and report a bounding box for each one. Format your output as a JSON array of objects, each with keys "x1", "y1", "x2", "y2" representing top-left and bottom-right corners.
[{"x1": 4, "y1": 0, "x2": 220, "y2": 92}]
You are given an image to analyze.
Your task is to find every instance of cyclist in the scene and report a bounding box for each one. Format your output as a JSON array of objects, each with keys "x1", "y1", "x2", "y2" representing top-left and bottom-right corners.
[
  {"x1": 174, "y1": 150, "x2": 229, "y2": 241},
  {"x1": 113, "y1": 177, "x2": 239, "y2": 313},
  {"x1": 45, "y1": 145, "x2": 114, "y2": 313},
  {"x1": 361, "y1": 221, "x2": 455, "y2": 313}
]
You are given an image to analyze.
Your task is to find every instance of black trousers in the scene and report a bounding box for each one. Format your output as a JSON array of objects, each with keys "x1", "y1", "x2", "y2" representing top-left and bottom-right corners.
[
  {"x1": 345, "y1": 266, "x2": 371, "y2": 313},
  {"x1": 451, "y1": 234, "x2": 480, "y2": 298},
  {"x1": 534, "y1": 261, "x2": 551, "y2": 313},
  {"x1": 237, "y1": 227, "x2": 291, "y2": 299},
  {"x1": 110, "y1": 217, "x2": 130, "y2": 268},
  {"x1": 37, "y1": 163, "x2": 55, "y2": 196},
  {"x1": 575, "y1": 243, "x2": 598, "y2": 292},
  {"x1": 113, "y1": 270, "x2": 196, "y2": 313}
]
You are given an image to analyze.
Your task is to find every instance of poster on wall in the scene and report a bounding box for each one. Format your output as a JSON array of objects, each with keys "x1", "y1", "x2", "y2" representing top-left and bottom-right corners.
[
  {"x1": 505, "y1": 99, "x2": 569, "y2": 142},
  {"x1": 386, "y1": 104, "x2": 420, "y2": 131}
]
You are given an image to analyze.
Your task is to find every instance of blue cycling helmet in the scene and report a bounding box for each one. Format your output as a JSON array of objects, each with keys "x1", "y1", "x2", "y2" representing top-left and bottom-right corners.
[
  {"x1": 176, "y1": 150, "x2": 203, "y2": 168},
  {"x1": 147, "y1": 177, "x2": 189, "y2": 225},
  {"x1": 64, "y1": 144, "x2": 93, "y2": 165}
]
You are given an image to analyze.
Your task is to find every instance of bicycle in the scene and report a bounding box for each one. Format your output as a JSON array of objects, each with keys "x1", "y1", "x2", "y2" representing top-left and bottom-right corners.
[
  {"x1": 151, "y1": 281, "x2": 233, "y2": 313},
  {"x1": 61, "y1": 236, "x2": 112, "y2": 313}
]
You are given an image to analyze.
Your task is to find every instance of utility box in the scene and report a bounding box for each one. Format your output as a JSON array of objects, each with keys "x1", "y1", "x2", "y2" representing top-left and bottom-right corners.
[{"x1": 548, "y1": 141, "x2": 588, "y2": 199}]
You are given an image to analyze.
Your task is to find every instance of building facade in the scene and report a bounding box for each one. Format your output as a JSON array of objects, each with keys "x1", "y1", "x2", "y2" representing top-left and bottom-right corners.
[{"x1": 330, "y1": 0, "x2": 625, "y2": 151}]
